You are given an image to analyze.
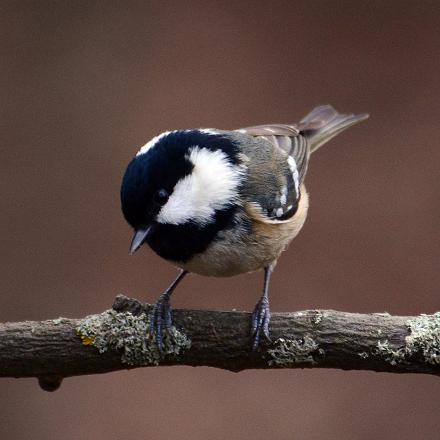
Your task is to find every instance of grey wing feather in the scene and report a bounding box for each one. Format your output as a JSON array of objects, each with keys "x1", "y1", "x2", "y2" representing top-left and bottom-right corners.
[
  {"x1": 288, "y1": 134, "x2": 309, "y2": 183},
  {"x1": 298, "y1": 105, "x2": 369, "y2": 153},
  {"x1": 297, "y1": 105, "x2": 338, "y2": 129},
  {"x1": 236, "y1": 124, "x2": 310, "y2": 222},
  {"x1": 237, "y1": 123, "x2": 299, "y2": 137},
  {"x1": 235, "y1": 105, "x2": 368, "y2": 222},
  {"x1": 237, "y1": 124, "x2": 310, "y2": 185}
]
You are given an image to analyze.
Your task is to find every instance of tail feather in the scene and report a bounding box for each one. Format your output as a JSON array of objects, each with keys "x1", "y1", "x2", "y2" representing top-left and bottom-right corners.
[{"x1": 299, "y1": 105, "x2": 369, "y2": 153}]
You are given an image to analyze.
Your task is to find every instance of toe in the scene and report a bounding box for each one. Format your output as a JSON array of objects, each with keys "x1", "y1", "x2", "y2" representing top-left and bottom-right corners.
[
  {"x1": 251, "y1": 298, "x2": 272, "y2": 350},
  {"x1": 149, "y1": 295, "x2": 173, "y2": 351}
]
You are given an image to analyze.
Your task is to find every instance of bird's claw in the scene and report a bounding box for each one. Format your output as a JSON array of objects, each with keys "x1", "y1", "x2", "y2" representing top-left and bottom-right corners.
[
  {"x1": 251, "y1": 296, "x2": 271, "y2": 351},
  {"x1": 150, "y1": 293, "x2": 173, "y2": 352}
]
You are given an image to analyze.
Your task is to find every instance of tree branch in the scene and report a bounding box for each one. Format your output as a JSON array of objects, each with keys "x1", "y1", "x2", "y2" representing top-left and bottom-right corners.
[{"x1": 1, "y1": 295, "x2": 440, "y2": 391}]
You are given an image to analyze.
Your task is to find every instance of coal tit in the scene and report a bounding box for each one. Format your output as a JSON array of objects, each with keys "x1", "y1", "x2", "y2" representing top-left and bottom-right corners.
[{"x1": 120, "y1": 105, "x2": 368, "y2": 350}]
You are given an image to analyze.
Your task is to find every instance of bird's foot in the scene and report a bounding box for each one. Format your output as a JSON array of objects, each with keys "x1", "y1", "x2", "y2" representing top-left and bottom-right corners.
[
  {"x1": 150, "y1": 292, "x2": 173, "y2": 352},
  {"x1": 251, "y1": 296, "x2": 272, "y2": 351}
]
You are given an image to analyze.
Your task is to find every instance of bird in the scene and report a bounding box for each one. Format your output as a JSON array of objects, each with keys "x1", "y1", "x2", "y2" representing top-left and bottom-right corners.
[{"x1": 120, "y1": 105, "x2": 368, "y2": 351}]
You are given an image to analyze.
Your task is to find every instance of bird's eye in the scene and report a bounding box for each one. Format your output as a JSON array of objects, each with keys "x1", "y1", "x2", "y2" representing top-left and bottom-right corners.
[{"x1": 153, "y1": 189, "x2": 169, "y2": 206}]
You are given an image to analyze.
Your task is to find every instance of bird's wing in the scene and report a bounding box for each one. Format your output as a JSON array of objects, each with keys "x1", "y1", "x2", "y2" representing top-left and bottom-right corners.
[
  {"x1": 235, "y1": 124, "x2": 311, "y2": 222},
  {"x1": 236, "y1": 123, "x2": 299, "y2": 137},
  {"x1": 236, "y1": 124, "x2": 310, "y2": 184}
]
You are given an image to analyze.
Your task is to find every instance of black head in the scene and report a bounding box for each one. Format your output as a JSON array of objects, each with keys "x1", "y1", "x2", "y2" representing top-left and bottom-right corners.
[{"x1": 120, "y1": 129, "x2": 242, "y2": 258}]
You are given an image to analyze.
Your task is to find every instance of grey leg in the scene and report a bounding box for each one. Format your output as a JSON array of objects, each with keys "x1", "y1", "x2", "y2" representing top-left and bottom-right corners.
[
  {"x1": 251, "y1": 265, "x2": 274, "y2": 351},
  {"x1": 150, "y1": 270, "x2": 187, "y2": 351}
]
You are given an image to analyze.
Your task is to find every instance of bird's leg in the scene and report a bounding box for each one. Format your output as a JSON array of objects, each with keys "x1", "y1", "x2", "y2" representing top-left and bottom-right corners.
[
  {"x1": 251, "y1": 264, "x2": 274, "y2": 351},
  {"x1": 150, "y1": 270, "x2": 187, "y2": 351}
]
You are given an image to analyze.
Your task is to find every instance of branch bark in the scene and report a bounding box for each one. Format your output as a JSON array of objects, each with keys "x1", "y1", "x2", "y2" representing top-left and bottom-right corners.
[{"x1": 1, "y1": 295, "x2": 439, "y2": 391}]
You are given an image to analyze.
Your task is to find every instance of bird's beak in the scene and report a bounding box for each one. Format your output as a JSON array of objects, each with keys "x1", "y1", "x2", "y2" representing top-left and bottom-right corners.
[{"x1": 130, "y1": 226, "x2": 151, "y2": 255}]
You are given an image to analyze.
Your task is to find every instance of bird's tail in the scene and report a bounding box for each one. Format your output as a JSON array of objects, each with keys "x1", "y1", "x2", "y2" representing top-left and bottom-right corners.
[{"x1": 299, "y1": 105, "x2": 369, "y2": 154}]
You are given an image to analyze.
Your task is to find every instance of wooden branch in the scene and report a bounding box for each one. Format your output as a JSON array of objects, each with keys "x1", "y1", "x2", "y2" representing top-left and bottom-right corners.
[{"x1": 1, "y1": 295, "x2": 440, "y2": 391}]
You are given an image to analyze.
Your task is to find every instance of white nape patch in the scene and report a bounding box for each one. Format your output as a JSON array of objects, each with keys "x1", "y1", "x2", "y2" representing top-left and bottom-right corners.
[
  {"x1": 136, "y1": 131, "x2": 171, "y2": 156},
  {"x1": 287, "y1": 156, "x2": 299, "y2": 195},
  {"x1": 198, "y1": 128, "x2": 220, "y2": 135},
  {"x1": 157, "y1": 147, "x2": 243, "y2": 225}
]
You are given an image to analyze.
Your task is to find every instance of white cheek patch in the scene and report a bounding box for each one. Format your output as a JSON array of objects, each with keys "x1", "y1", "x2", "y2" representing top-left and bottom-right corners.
[
  {"x1": 157, "y1": 147, "x2": 243, "y2": 225},
  {"x1": 136, "y1": 131, "x2": 171, "y2": 156}
]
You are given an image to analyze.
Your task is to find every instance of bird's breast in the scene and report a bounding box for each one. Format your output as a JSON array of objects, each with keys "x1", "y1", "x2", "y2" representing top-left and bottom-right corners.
[{"x1": 180, "y1": 188, "x2": 309, "y2": 277}]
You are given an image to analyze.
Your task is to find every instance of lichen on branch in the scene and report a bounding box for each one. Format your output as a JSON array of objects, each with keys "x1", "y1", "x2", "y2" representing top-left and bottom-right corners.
[
  {"x1": 1, "y1": 295, "x2": 440, "y2": 393},
  {"x1": 406, "y1": 313, "x2": 440, "y2": 365},
  {"x1": 77, "y1": 309, "x2": 191, "y2": 366}
]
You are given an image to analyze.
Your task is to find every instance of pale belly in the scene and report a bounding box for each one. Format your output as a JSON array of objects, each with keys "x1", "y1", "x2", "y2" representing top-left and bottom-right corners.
[{"x1": 180, "y1": 187, "x2": 309, "y2": 277}]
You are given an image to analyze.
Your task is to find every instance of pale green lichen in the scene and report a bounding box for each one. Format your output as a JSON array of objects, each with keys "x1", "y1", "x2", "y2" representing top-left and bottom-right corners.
[
  {"x1": 358, "y1": 351, "x2": 369, "y2": 359},
  {"x1": 406, "y1": 313, "x2": 440, "y2": 365},
  {"x1": 372, "y1": 313, "x2": 440, "y2": 366},
  {"x1": 374, "y1": 340, "x2": 407, "y2": 366},
  {"x1": 268, "y1": 336, "x2": 321, "y2": 366},
  {"x1": 312, "y1": 311, "x2": 324, "y2": 325},
  {"x1": 76, "y1": 310, "x2": 191, "y2": 366}
]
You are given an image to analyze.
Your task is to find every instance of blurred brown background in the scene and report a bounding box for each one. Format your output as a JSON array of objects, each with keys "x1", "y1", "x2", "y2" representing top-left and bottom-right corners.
[{"x1": 1, "y1": 1, "x2": 440, "y2": 439}]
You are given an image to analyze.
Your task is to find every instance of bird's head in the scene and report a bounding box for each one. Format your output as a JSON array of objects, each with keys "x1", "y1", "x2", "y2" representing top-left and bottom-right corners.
[{"x1": 120, "y1": 129, "x2": 244, "y2": 254}]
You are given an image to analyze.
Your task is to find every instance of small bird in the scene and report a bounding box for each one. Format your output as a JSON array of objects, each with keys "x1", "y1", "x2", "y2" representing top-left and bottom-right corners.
[{"x1": 120, "y1": 105, "x2": 368, "y2": 351}]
